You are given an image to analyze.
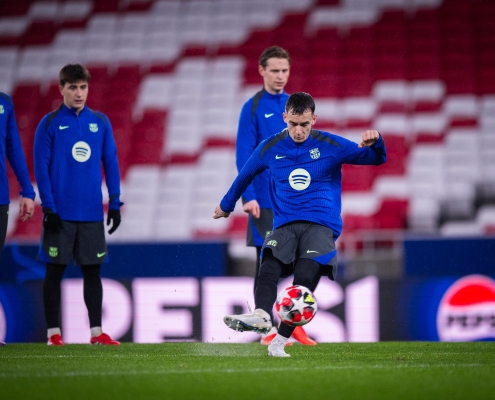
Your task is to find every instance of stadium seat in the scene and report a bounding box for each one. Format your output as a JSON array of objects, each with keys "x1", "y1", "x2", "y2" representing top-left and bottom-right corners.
[{"x1": 2, "y1": 0, "x2": 495, "y2": 242}]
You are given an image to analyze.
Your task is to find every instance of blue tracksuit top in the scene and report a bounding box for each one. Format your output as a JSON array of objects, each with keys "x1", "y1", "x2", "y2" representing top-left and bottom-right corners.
[
  {"x1": 236, "y1": 89, "x2": 289, "y2": 207},
  {"x1": 221, "y1": 129, "x2": 387, "y2": 239},
  {"x1": 0, "y1": 92, "x2": 35, "y2": 204},
  {"x1": 34, "y1": 104, "x2": 122, "y2": 221}
]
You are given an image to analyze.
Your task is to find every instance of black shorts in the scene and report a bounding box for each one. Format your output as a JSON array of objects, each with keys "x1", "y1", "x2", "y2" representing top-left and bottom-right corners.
[
  {"x1": 37, "y1": 221, "x2": 108, "y2": 266},
  {"x1": 246, "y1": 208, "x2": 273, "y2": 247},
  {"x1": 261, "y1": 221, "x2": 337, "y2": 280}
]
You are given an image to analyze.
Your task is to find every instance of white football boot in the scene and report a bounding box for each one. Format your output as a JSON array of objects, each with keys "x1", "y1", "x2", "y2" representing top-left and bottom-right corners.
[
  {"x1": 268, "y1": 335, "x2": 290, "y2": 357},
  {"x1": 223, "y1": 308, "x2": 272, "y2": 334}
]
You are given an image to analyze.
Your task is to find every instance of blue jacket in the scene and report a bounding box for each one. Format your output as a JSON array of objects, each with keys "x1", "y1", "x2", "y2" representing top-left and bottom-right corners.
[
  {"x1": 34, "y1": 104, "x2": 122, "y2": 221},
  {"x1": 236, "y1": 89, "x2": 289, "y2": 208},
  {"x1": 0, "y1": 92, "x2": 35, "y2": 205},
  {"x1": 222, "y1": 129, "x2": 386, "y2": 238}
]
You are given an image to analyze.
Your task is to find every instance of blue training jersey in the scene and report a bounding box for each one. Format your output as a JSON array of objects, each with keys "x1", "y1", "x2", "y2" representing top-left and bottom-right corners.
[
  {"x1": 236, "y1": 89, "x2": 289, "y2": 208},
  {"x1": 34, "y1": 104, "x2": 122, "y2": 221},
  {"x1": 0, "y1": 92, "x2": 35, "y2": 205},
  {"x1": 221, "y1": 129, "x2": 387, "y2": 239}
]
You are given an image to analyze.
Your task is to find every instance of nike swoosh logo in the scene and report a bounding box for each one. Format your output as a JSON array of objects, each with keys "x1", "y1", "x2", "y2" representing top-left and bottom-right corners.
[
  {"x1": 97, "y1": 252, "x2": 106, "y2": 258},
  {"x1": 306, "y1": 250, "x2": 319, "y2": 253},
  {"x1": 265, "y1": 113, "x2": 274, "y2": 118},
  {"x1": 275, "y1": 155, "x2": 286, "y2": 159},
  {"x1": 59, "y1": 125, "x2": 69, "y2": 130}
]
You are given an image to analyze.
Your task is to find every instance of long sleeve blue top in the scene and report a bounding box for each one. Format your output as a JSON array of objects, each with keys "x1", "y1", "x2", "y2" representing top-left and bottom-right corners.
[
  {"x1": 0, "y1": 92, "x2": 35, "y2": 204},
  {"x1": 34, "y1": 104, "x2": 122, "y2": 221},
  {"x1": 221, "y1": 129, "x2": 387, "y2": 238},
  {"x1": 236, "y1": 89, "x2": 289, "y2": 207}
]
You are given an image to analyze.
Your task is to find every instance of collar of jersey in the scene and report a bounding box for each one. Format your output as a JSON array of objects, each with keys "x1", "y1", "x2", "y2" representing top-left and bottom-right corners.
[
  {"x1": 262, "y1": 90, "x2": 288, "y2": 100},
  {"x1": 285, "y1": 132, "x2": 316, "y2": 148},
  {"x1": 61, "y1": 103, "x2": 89, "y2": 117}
]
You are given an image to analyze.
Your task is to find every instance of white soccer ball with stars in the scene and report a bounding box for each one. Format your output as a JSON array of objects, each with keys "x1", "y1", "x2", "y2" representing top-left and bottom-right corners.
[{"x1": 275, "y1": 285, "x2": 317, "y2": 326}]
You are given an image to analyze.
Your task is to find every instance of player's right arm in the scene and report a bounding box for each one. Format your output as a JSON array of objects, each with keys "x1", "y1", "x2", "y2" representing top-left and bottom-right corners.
[
  {"x1": 215, "y1": 143, "x2": 268, "y2": 218},
  {"x1": 236, "y1": 99, "x2": 258, "y2": 204},
  {"x1": 34, "y1": 116, "x2": 57, "y2": 213}
]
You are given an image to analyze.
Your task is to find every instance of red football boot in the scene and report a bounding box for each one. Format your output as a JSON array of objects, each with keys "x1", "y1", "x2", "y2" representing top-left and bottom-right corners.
[
  {"x1": 292, "y1": 326, "x2": 317, "y2": 346},
  {"x1": 90, "y1": 333, "x2": 120, "y2": 345},
  {"x1": 47, "y1": 334, "x2": 65, "y2": 346}
]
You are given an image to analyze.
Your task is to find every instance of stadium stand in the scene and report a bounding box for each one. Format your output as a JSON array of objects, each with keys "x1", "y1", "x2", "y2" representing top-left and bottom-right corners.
[{"x1": 0, "y1": 0, "x2": 494, "y2": 243}]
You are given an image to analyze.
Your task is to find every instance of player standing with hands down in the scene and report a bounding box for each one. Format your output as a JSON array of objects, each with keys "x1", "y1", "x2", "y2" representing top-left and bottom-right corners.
[
  {"x1": 236, "y1": 46, "x2": 316, "y2": 346},
  {"x1": 214, "y1": 92, "x2": 386, "y2": 357},
  {"x1": 34, "y1": 64, "x2": 123, "y2": 346},
  {"x1": 0, "y1": 92, "x2": 36, "y2": 346}
]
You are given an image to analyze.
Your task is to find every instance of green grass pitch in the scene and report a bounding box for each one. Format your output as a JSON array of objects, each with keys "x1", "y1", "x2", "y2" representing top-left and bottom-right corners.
[{"x1": 1, "y1": 342, "x2": 494, "y2": 400}]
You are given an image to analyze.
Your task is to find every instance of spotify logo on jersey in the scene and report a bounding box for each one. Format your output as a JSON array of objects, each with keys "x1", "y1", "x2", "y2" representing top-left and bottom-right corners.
[
  {"x1": 289, "y1": 168, "x2": 311, "y2": 191},
  {"x1": 72, "y1": 141, "x2": 91, "y2": 162}
]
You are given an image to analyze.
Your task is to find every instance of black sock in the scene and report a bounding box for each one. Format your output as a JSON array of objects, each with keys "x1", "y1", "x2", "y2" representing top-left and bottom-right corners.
[
  {"x1": 43, "y1": 263, "x2": 66, "y2": 329},
  {"x1": 278, "y1": 322, "x2": 296, "y2": 338},
  {"x1": 81, "y1": 264, "x2": 102, "y2": 328},
  {"x1": 254, "y1": 246, "x2": 275, "y2": 322},
  {"x1": 255, "y1": 250, "x2": 287, "y2": 319}
]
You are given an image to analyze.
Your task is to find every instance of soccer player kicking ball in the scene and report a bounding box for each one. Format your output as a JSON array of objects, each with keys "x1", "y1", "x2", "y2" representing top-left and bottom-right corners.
[
  {"x1": 34, "y1": 64, "x2": 123, "y2": 346},
  {"x1": 236, "y1": 46, "x2": 315, "y2": 346},
  {"x1": 214, "y1": 92, "x2": 386, "y2": 357}
]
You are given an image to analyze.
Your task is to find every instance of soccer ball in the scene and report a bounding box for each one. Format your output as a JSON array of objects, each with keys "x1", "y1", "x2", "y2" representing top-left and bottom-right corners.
[{"x1": 275, "y1": 285, "x2": 317, "y2": 326}]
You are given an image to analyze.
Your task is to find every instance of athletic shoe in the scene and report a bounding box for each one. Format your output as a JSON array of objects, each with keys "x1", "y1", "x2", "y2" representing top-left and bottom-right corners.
[
  {"x1": 47, "y1": 334, "x2": 65, "y2": 346},
  {"x1": 90, "y1": 333, "x2": 120, "y2": 346},
  {"x1": 0, "y1": 341, "x2": 6, "y2": 346},
  {"x1": 292, "y1": 326, "x2": 317, "y2": 346},
  {"x1": 223, "y1": 308, "x2": 272, "y2": 334},
  {"x1": 268, "y1": 336, "x2": 290, "y2": 357},
  {"x1": 260, "y1": 327, "x2": 293, "y2": 346}
]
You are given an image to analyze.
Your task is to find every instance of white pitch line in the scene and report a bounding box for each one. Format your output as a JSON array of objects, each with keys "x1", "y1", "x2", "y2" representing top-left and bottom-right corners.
[{"x1": 0, "y1": 364, "x2": 487, "y2": 379}]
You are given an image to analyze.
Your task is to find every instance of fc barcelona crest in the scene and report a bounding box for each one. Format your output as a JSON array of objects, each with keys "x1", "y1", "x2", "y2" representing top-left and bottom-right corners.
[
  {"x1": 309, "y1": 148, "x2": 320, "y2": 160},
  {"x1": 89, "y1": 123, "x2": 98, "y2": 132},
  {"x1": 49, "y1": 247, "x2": 58, "y2": 257},
  {"x1": 0, "y1": 105, "x2": 4, "y2": 114}
]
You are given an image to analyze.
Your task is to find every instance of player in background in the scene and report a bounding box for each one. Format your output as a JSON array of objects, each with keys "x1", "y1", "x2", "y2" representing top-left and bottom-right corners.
[
  {"x1": 215, "y1": 92, "x2": 386, "y2": 357},
  {"x1": 34, "y1": 64, "x2": 123, "y2": 346},
  {"x1": 236, "y1": 46, "x2": 315, "y2": 346},
  {"x1": 0, "y1": 92, "x2": 36, "y2": 346}
]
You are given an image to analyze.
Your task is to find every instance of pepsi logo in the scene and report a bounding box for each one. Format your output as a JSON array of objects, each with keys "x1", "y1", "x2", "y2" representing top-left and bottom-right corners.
[{"x1": 437, "y1": 275, "x2": 495, "y2": 341}]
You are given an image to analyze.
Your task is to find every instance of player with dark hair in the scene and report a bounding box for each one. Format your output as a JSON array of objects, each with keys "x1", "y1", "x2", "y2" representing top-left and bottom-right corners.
[
  {"x1": 214, "y1": 92, "x2": 386, "y2": 357},
  {"x1": 34, "y1": 64, "x2": 123, "y2": 346},
  {"x1": 236, "y1": 46, "x2": 315, "y2": 346},
  {"x1": 0, "y1": 92, "x2": 36, "y2": 346}
]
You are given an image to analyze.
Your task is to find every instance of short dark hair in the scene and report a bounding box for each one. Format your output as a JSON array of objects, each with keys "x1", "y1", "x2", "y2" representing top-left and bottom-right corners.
[
  {"x1": 259, "y1": 46, "x2": 291, "y2": 68},
  {"x1": 59, "y1": 64, "x2": 91, "y2": 86},
  {"x1": 285, "y1": 92, "x2": 315, "y2": 115}
]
